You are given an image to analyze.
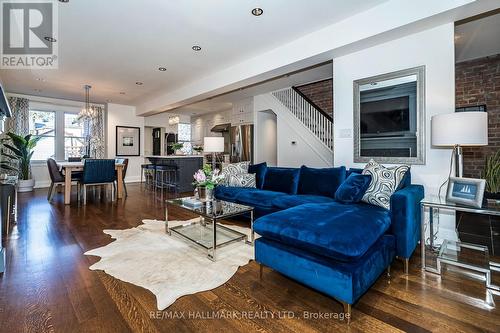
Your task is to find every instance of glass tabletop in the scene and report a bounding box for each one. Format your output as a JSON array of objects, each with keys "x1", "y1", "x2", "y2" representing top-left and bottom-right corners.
[
  {"x1": 166, "y1": 197, "x2": 253, "y2": 219},
  {"x1": 438, "y1": 240, "x2": 490, "y2": 270},
  {"x1": 170, "y1": 221, "x2": 247, "y2": 250},
  {"x1": 421, "y1": 195, "x2": 500, "y2": 216}
]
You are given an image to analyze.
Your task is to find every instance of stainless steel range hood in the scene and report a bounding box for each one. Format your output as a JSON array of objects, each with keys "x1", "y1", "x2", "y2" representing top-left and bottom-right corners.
[{"x1": 211, "y1": 123, "x2": 231, "y2": 132}]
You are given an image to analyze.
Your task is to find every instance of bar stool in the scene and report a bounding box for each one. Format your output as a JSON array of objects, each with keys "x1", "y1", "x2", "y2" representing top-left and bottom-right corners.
[
  {"x1": 155, "y1": 165, "x2": 179, "y2": 199},
  {"x1": 141, "y1": 164, "x2": 156, "y2": 190}
]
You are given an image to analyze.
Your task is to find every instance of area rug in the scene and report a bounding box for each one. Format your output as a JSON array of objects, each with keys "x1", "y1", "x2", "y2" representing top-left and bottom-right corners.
[{"x1": 84, "y1": 219, "x2": 254, "y2": 310}]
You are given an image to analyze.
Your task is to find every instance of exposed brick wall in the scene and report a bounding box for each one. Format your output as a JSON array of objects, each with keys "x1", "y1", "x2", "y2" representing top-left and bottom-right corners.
[
  {"x1": 456, "y1": 54, "x2": 500, "y2": 179},
  {"x1": 295, "y1": 79, "x2": 333, "y2": 117}
]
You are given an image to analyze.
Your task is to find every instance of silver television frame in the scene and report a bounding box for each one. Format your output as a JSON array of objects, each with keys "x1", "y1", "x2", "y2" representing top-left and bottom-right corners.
[{"x1": 353, "y1": 66, "x2": 426, "y2": 165}]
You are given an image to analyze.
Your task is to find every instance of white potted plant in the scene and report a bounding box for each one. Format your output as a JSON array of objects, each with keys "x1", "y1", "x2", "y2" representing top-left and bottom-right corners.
[{"x1": 1, "y1": 132, "x2": 41, "y2": 192}]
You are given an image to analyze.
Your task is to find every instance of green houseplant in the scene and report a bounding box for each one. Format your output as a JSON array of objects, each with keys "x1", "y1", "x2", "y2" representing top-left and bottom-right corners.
[
  {"x1": 170, "y1": 142, "x2": 184, "y2": 155},
  {"x1": 1, "y1": 132, "x2": 41, "y2": 192},
  {"x1": 482, "y1": 150, "x2": 500, "y2": 200}
]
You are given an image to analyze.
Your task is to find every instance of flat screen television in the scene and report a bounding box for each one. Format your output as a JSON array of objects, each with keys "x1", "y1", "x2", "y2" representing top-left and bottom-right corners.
[{"x1": 360, "y1": 96, "x2": 410, "y2": 137}]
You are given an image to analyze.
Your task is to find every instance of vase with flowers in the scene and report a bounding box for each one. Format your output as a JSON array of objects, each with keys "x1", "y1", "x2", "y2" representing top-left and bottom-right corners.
[{"x1": 193, "y1": 164, "x2": 225, "y2": 200}]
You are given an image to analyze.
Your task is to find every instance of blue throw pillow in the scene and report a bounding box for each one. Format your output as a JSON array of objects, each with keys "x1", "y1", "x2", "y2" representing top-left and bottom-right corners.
[
  {"x1": 248, "y1": 162, "x2": 267, "y2": 189},
  {"x1": 298, "y1": 166, "x2": 346, "y2": 198},
  {"x1": 335, "y1": 173, "x2": 372, "y2": 204},
  {"x1": 263, "y1": 167, "x2": 300, "y2": 194}
]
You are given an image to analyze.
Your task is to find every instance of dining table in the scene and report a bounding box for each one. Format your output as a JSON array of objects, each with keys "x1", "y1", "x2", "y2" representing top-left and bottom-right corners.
[{"x1": 57, "y1": 161, "x2": 125, "y2": 205}]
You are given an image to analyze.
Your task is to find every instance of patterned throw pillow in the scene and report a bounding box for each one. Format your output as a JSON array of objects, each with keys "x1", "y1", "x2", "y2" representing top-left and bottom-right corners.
[
  {"x1": 227, "y1": 173, "x2": 256, "y2": 188},
  {"x1": 221, "y1": 161, "x2": 251, "y2": 186},
  {"x1": 361, "y1": 159, "x2": 410, "y2": 210}
]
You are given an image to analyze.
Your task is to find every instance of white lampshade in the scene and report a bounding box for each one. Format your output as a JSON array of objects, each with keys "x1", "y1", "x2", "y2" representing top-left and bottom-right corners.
[
  {"x1": 203, "y1": 137, "x2": 224, "y2": 153},
  {"x1": 431, "y1": 112, "x2": 488, "y2": 147}
]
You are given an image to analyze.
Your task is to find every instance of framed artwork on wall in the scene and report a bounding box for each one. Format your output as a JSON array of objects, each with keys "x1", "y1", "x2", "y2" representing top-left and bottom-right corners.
[{"x1": 116, "y1": 126, "x2": 140, "y2": 156}]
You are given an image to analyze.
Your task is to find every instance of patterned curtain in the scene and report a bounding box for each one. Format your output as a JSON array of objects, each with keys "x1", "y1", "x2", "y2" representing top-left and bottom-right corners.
[
  {"x1": 83, "y1": 105, "x2": 105, "y2": 158},
  {"x1": 4, "y1": 97, "x2": 29, "y2": 136},
  {"x1": 1, "y1": 97, "x2": 30, "y2": 175}
]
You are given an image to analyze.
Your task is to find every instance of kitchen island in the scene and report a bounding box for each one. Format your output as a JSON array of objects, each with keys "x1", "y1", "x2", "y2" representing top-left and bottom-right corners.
[{"x1": 145, "y1": 155, "x2": 203, "y2": 193}]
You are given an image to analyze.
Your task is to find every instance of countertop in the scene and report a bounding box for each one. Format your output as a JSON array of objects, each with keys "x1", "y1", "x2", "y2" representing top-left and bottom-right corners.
[{"x1": 145, "y1": 155, "x2": 204, "y2": 159}]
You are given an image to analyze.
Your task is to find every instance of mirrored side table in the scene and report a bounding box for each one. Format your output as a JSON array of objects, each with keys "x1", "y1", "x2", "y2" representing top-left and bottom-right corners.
[{"x1": 420, "y1": 196, "x2": 500, "y2": 291}]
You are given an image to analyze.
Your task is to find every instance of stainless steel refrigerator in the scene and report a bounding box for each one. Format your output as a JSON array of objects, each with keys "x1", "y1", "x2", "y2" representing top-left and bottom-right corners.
[{"x1": 230, "y1": 125, "x2": 253, "y2": 163}]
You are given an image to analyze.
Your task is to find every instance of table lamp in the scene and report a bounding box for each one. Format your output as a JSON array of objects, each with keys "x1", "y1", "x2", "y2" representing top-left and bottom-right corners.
[
  {"x1": 203, "y1": 137, "x2": 224, "y2": 170},
  {"x1": 431, "y1": 111, "x2": 488, "y2": 177}
]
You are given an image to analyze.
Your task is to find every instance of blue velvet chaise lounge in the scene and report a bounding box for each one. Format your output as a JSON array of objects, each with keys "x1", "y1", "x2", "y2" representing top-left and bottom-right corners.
[{"x1": 215, "y1": 164, "x2": 424, "y2": 323}]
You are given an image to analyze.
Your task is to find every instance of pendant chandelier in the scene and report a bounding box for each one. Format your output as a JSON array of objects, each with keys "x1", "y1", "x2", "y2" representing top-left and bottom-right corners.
[{"x1": 79, "y1": 84, "x2": 95, "y2": 119}]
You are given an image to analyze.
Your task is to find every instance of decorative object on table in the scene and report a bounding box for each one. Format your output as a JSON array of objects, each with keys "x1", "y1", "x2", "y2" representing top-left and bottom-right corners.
[
  {"x1": 431, "y1": 111, "x2": 488, "y2": 177},
  {"x1": 85, "y1": 218, "x2": 253, "y2": 310},
  {"x1": 192, "y1": 164, "x2": 224, "y2": 200},
  {"x1": 0, "y1": 132, "x2": 40, "y2": 192},
  {"x1": 192, "y1": 145, "x2": 203, "y2": 155},
  {"x1": 446, "y1": 176, "x2": 486, "y2": 208},
  {"x1": 116, "y1": 126, "x2": 140, "y2": 156},
  {"x1": 482, "y1": 150, "x2": 500, "y2": 201},
  {"x1": 169, "y1": 142, "x2": 184, "y2": 155},
  {"x1": 361, "y1": 159, "x2": 410, "y2": 209},
  {"x1": 203, "y1": 136, "x2": 224, "y2": 170}
]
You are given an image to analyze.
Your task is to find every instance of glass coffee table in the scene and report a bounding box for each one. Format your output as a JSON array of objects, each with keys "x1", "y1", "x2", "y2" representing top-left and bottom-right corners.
[{"x1": 165, "y1": 197, "x2": 254, "y2": 261}]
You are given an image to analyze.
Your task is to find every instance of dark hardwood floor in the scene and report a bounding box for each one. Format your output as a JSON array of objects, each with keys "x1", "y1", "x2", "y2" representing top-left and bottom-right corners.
[{"x1": 1, "y1": 184, "x2": 499, "y2": 332}]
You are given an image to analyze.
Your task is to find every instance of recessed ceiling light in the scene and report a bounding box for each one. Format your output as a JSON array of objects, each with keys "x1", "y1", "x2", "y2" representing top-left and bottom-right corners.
[
  {"x1": 34, "y1": 89, "x2": 42, "y2": 92},
  {"x1": 119, "y1": 92, "x2": 126, "y2": 95},
  {"x1": 251, "y1": 8, "x2": 263, "y2": 16},
  {"x1": 136, "y1": 82, "x2": 143, "y2": 85},
  {"x1": 106, "y1": 99, "x2": 112, "y2": 103},
  {"x1": 44, "y1": 36, "x2": 57, "y2": 42},
  {"x1": 158, "y1": 67, "x2": 167, "y2": 71},
  {"x1": 192, "y1": 45, "x2": 202, "y2": 51},
  {"x1": 35, "y1": 77, "x2": 46, "y2": 82},
  {"x1": 58, "y1": 0, "x2": 69, "y2": 2}
]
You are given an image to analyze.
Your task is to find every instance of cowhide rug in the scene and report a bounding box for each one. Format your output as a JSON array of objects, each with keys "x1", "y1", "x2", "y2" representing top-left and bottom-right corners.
[{"x1": 84, "y1": 219, "x2": 253, "y2": 310}]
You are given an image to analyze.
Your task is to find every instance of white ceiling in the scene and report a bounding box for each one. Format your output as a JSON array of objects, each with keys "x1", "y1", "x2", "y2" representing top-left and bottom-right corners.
[
  {"x1": 455, "y1": 11, "x2": 500, "y2": 63},
  {"x1": 0, "y1": 0, "x2": 385, "y2": 105},
  {"x1": 172, "y1": 62, "x2": 333, "y2": 116}
]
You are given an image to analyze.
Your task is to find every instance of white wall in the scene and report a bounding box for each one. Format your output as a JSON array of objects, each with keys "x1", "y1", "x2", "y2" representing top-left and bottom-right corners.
[
  {"x1": 191, "y1": 110, "x2": 231, "y2": 145},
  {"x1": 254, "y1": 93, "x2": 333, "y2": 168},
  {"x1": 333, "y1": 23, "x2": 456, "y2": 240},
  {"x1": 106, "y1": 103, "x2": 145, "y2": 183},
  {"x1": 255, "y1": 110, "x2": 277, "y2": 166}
]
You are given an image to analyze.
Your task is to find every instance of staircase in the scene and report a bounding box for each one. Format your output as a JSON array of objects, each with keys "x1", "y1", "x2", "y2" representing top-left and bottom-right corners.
[{"x1": 272, "y1": 87, "x2": 333, "y2": 151}]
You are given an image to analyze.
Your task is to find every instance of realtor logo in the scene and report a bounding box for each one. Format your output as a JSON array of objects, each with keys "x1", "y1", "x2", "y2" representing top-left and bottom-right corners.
[{"x1": 1, "y1": 0, "x2": 58, "y2": 69}]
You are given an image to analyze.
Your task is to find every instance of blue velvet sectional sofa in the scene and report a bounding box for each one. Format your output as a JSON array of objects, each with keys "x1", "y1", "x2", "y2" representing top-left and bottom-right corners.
[{"x1": 215, "y1": 164, "x2": 424, "y2": 322}]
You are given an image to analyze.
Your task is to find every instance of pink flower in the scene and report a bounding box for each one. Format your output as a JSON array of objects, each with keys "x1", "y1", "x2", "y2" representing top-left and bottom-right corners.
[{"x1": 193, "y1": 170, "x2": 206, "y2": 182}]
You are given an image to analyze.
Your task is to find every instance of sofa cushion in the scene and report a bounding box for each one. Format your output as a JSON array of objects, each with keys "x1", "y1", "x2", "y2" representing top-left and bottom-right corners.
[
  {"x1": 272, "y1": 194, "x2": 335, "y2": 210},
  {"x1": 263, "y1": 167, "x2": 300, "y2": 194},
  {"x1": 236, "y1": 190, "x2": 288, "y2": 208},
  {"x1": 248, "y1": 162, "x2": 267, "y2": 189},
  {"x1": 335, "y1": 173, "x2": 372, "y2": 204},
  {"x1": 361, "y1": 159, "x2": 410, "y2": 210},
  {"x1": 298, "y1": 166, "x2": 346, "y2": 198},
  {"x1": 253, "y1": 202, "x2": 391, "y2": 261},
  {"x1": 227, "y1": 173, "x2": 256, "y2": 188},
  {"x1": 214, "y1": 186, "x2": 257, "y2": 201}
]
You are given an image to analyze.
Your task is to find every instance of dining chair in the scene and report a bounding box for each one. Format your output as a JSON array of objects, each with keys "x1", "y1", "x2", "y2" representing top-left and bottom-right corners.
[
  {"x1": 46, "y1": 158, "x2": 81, "y2": 202},
  {"x1": 114, "y1": 158, "x2": 129, "y2": 197},
  {"x1": 79, "y1": 159, "x2": 117, "y2": 205}
]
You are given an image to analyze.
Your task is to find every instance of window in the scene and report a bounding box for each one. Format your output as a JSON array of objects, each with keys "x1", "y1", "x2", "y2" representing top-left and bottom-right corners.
[
  {"x1": 64, "y1": 113, "x2": 85, "y2": 159},
  {"x1": 178, "y1": 123, "x2": 192, "y2": 154},
  {"x1": 29, "y1": 110, "x2": 55, "y2": 161}
]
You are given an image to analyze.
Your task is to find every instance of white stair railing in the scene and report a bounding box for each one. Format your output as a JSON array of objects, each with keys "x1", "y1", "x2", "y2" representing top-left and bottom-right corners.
[{"x1": 272, "y1": 88, "x2": 333, "y2": 151}]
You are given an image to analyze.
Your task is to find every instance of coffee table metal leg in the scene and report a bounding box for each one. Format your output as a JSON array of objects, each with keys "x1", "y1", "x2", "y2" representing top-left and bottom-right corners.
[
  {"x1": 209, "y1": 218, "x2": 217, "y2": 261},
  {"x1": 165, "y1": 205, "x2": 170, "y2": 235}
]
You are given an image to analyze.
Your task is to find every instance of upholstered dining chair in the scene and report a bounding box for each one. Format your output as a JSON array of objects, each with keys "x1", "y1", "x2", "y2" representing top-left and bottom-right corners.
[
  {"x1": 79, "y1": 159, "x2": 117, "y2": 205},
  {"x1": 46, "y1": 158, "x2": 81, "y2": 202},
  {"x1": 114, "y1": 158, "x2": 129, "y2": 197}
]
